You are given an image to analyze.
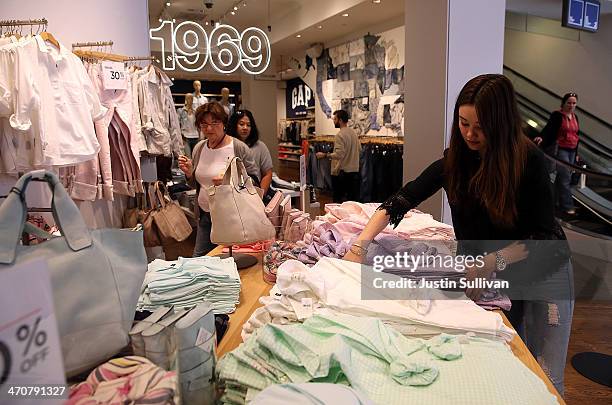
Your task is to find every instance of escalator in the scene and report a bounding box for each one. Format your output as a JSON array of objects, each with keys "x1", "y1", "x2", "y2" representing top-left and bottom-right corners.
[{"x1": 504, "y1": 66, "x2": 612, "y2": 301}]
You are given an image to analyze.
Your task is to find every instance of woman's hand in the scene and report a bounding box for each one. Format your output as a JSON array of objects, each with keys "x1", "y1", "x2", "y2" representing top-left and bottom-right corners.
[
  {"x1": 342, "y1": 250, "x2": 363, "y2": 263},
  {"x1": 211, "y1": 175, "x2": 223, "y2": 186},
  {"x1": 178, "y1": 155, "x2": 193, "y2": 177},
  {"x1": 465, "y1": 255, "x2": 495, "y2": 301}
]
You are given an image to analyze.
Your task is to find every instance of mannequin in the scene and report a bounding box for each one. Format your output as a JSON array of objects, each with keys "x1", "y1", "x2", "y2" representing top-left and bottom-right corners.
[
  {"x1": 192, "y1": 80, "x2": 208, "y2": 110},
  {"x1": 178, "y1": 93, "x2": 199, "y2": 156},
  {"x1": 219, "y1": 87, "x2": 234, "y2": 116}
]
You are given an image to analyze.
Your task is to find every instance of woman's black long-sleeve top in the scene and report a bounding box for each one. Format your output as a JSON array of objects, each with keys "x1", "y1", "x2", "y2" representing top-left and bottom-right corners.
[{"x1": 379, "y1": 145, "x2": 568, "y2": 284}]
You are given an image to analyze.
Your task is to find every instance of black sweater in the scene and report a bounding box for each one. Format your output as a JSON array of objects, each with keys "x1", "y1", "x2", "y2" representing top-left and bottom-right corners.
[{"x1": 379, "y1": 145, "x2": 569, "y2": 284}]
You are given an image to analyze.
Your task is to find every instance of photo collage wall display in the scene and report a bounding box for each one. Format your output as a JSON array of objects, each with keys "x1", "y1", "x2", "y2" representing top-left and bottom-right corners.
[{"x1": 316, "y1": 26, "x2": 405, "y2": 137}]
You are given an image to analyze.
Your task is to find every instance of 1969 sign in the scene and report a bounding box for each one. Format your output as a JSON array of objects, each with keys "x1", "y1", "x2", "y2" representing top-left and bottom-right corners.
[{"x1": 150, "y1": 21, "x2": 271, "y2": 75}]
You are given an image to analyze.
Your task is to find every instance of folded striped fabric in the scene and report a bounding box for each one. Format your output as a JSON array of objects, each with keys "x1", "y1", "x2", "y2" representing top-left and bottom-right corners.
[{"x1": 68, "y1": 356, "x2": 177, "y2": 405}]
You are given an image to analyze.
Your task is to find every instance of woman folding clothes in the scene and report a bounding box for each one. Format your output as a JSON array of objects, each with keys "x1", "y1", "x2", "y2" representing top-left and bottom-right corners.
[{"x1": 344, "y1": 74, "x2": 574, "y2": 397}]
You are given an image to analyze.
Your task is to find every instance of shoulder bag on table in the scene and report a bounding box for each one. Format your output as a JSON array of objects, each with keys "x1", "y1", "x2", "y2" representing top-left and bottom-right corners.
[
  {"x1": 208, "y1": 157, "x2": 275, "y2": 245},
  {"x1": 0, "y1": 170, "x2": 147, "y2": 377}
]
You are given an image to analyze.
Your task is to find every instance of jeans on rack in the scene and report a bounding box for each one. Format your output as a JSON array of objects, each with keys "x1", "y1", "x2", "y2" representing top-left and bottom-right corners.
[
  {"x1": 555, "y1": 147, "x2": 576, "y2": 211},
  {"x1": 194, "y1": 210, "x2": 217, "y2": 257}
]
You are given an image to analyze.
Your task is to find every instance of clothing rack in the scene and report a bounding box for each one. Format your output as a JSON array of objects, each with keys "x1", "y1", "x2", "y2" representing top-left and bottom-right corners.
[
  {"x1": 72, "y1": 40, "x2": 114, "y2": 49},
  {"x1": 308, "y1": 136, "x2": 403, "y2": 145},
  {"x1": 0, "y1": 18, "x2": 47, "y2": 27},
  {"x1": 73, "y1": 50, "x2": 154, "y2": 63}
]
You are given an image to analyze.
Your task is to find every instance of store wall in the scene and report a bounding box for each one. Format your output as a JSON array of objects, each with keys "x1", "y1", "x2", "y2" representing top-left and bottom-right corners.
[
  {"x1": 404, "y1": 0, "x2": 505, "y2": 223},
  {"x1": 0, "y1": 0, "x2": 150, "y2": 56},
  {"x1": 504, "y1": 13, "x2": 612, "y2": 123},
  {"x1": 241, "y1": 71, "x2": 280, "y2": 171},
  {"x1": 0, "y1": 0, "x2": 150, "y2": 228}
]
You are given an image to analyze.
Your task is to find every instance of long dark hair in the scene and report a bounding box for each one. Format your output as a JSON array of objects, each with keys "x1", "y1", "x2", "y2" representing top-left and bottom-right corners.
[
  {"x1": 445, "y1": 74, "x2": 530, "y2": 227},
  {"x1": 227, "y1": 110, "x2": 259, "y2": 147}
]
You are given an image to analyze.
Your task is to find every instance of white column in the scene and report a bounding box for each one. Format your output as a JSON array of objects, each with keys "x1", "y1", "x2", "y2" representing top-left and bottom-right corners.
[{"x1": 403, "y1": 0, "x2": 506, "y2": 223}]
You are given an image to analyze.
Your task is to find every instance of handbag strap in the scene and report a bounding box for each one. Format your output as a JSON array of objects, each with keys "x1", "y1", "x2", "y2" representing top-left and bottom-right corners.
[
  {"x1": 0, "y1": 170, "x2": 92, "y2": 264},
  {"x1": 153, "y1": 181, "x2": 167, "y2": 208},
  {"x1": 223, "y1": 157, "x2": 258, "y2": 195}
]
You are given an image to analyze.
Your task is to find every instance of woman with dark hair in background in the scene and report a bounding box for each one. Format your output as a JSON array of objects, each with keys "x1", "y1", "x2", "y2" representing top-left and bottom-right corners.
[
  {"x1": 343, "y1": 74, "x2": 573, "y2": 396},
  {"x1": 535, "y1": 93, "x2": 580, "y2": 215},
  {"x1": 178, "y1": 102, "x2": 259, "y2": 256},
  {"x1": 227, "y1": 110, "x2": 273, "y2": 199}
]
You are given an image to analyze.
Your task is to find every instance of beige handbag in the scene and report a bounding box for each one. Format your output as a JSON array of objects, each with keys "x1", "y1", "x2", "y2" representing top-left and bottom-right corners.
[
  {"x1": 209, "y1": 157, "x2": 276, "y2": 245},
  {"x1": 151, "y1": 181, "x2": 193, "y2": 243},
  {"x1": 123, "y1": 187, "x2": 162, "y2": 247}
]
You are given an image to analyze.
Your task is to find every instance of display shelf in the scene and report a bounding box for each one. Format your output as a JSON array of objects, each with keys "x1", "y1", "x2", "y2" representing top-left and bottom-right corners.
[
  {"x1": 278, "y1": 151, "x2": 302, "y2": 156},
  {"x1": 279, "y1": 157, "x2": 300, "y2": 163},
  {"x1": 278, "y1": 143, "x2": 302, "y2": 149}
]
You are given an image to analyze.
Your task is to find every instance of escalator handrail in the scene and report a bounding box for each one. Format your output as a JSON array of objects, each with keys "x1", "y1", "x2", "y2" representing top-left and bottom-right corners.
[
  {"x1": 504, "y1": 65, "x2": 612, "y2": 131},
  {"x1": 540, "y1": 148, "x2": 612, "y2": 181},
  {"x1": 516, "y1": 95, "x2": 612, "y2": 160}
]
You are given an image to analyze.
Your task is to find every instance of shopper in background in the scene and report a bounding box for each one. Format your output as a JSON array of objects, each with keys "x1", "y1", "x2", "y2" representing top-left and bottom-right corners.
[
  {"x1": 316, "y1": 110, "x2": 361, "y2": 203},
  {"x1": 227, "y1": 110, "x2": 273, "y2": 200},
  {"x1": 178, "y1": 102, "x2": 259, "y2": 256},
  {"x1": 192, "y1": 80, "x2": 208, "y2": 110},
  {"x1": 535, "y1": 93, "x2": 580, "y2": 215},
  {"x1": 178, "y1": 93, "x2": 199, "y2": 157},
  {"x1": 343, "y1": 74, "x2": 573, "y2": 396}
]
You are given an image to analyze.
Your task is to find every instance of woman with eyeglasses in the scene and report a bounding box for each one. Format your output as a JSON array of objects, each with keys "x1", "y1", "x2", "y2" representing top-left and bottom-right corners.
[
  {"x1": 226, "y1": 110, "x2": 274, "y2": 200},
  {"x1": 178, "y1": 101, "x2": 260, "y2": 256},
  {"x1": 343, "y1": 74, "x2": 573, "y2": 396},
  {"x1": 535, "y1": 93, "x2": 580, "y2": 215}
]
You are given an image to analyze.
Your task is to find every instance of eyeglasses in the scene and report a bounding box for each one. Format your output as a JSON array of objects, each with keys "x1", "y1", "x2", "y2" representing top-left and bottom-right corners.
[{"x1": 200, "y1": 120, "x2": 223, "y2": 129}]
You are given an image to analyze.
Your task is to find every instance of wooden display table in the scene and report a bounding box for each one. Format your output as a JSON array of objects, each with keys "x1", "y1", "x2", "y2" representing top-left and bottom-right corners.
[{"x1": 210, "y1": 246, "x2": 565, "y2": 404}]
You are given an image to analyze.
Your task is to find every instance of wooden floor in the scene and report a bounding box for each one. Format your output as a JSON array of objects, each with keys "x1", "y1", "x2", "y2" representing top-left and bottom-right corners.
[{"x1": 564, "y1": 301, "x2": 612, "y2": 404}]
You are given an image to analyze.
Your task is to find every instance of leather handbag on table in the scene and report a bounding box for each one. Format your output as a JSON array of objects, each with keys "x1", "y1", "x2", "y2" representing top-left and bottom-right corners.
[
  {"x1": 150, "y1": 181, "x2": 192, "y2": 244},
  {"x1": 208, "y1": 157, "x2": 276, "y2": 245},
  {"x1": 0, "y1": 170, "x2": 148, "y2": 377}
]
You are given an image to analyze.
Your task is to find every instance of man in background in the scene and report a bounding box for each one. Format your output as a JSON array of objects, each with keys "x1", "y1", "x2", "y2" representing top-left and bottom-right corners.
[{"x1": 316, "y1": 110, "x2": 361, "y2": 203}]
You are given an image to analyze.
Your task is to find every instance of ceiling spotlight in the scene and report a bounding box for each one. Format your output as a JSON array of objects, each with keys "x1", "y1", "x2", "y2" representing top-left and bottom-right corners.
[
  {"x1": 317, "y1": 25, "x2": 322, "y2": 29},
  {"x1": 231, "y1": 11, "x2": 235, "y2": 15},
  {"x1": 234, "y1": 6, "x2": 238, "y2": 10},
  {"x1": 172, "y1": 18, "x2": 176, "y2": 22},
  {"x1": 372, "y1": 0, "x2": 381, "y2": 3},
  {"x1": 342, "y1": 13, "x2": 349, "y2": 17},
  {"x1": 158, "y1": 17, "x2": 163, "y2": 22},
  {"x1": 243, "y1": 2, "x2": 247, "y2": 6},
  {"x1": 205, "y1": 21, "x2": 209, "y2": 25},
  {"x1": 216, "y1": 21, "x2": 220, "y2": 27},
  {"x1": 166, "y1": 2, "x2": 171, "y2": 6},
  {"x1": 171, "y1": 77, "x2": 174, "y2": 80},
  {"x1": 296, "y1": 34, "x2": 301, "y2": 38}
]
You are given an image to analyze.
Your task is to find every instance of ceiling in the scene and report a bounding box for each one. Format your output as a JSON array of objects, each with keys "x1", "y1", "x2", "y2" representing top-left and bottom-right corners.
[{"x1": 148, "y1": 0, "x2": 612, "y2": 78}]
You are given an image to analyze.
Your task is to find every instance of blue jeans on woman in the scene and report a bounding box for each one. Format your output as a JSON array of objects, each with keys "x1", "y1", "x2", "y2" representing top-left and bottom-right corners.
[
  {"x1": 555, "y1": 147, "x2": 576, "y2": 211},
  {"x1": 193, "y1": 209, "x2": 217, "y2": 257},
  {"x1": 506, "y1": 260, "x2": 574, "y2": 397}
]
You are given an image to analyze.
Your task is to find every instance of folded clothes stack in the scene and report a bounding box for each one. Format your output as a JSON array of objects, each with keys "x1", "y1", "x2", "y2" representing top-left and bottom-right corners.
[
  {"x1": 138, "y1": 256, "x2": 240, "y2": 314},
  {"x1": 319, "y1": 202, "x2": 455, "y2": 241},
  {"x1": 220, "y1": 314, "x2": 558, "y2": 405},
  {"x1": 241, "y1": 258, "x2": 515, "y2": 342},
  {"x1": 297, "y1": 222, "x2": 349, "y2": 265}
]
